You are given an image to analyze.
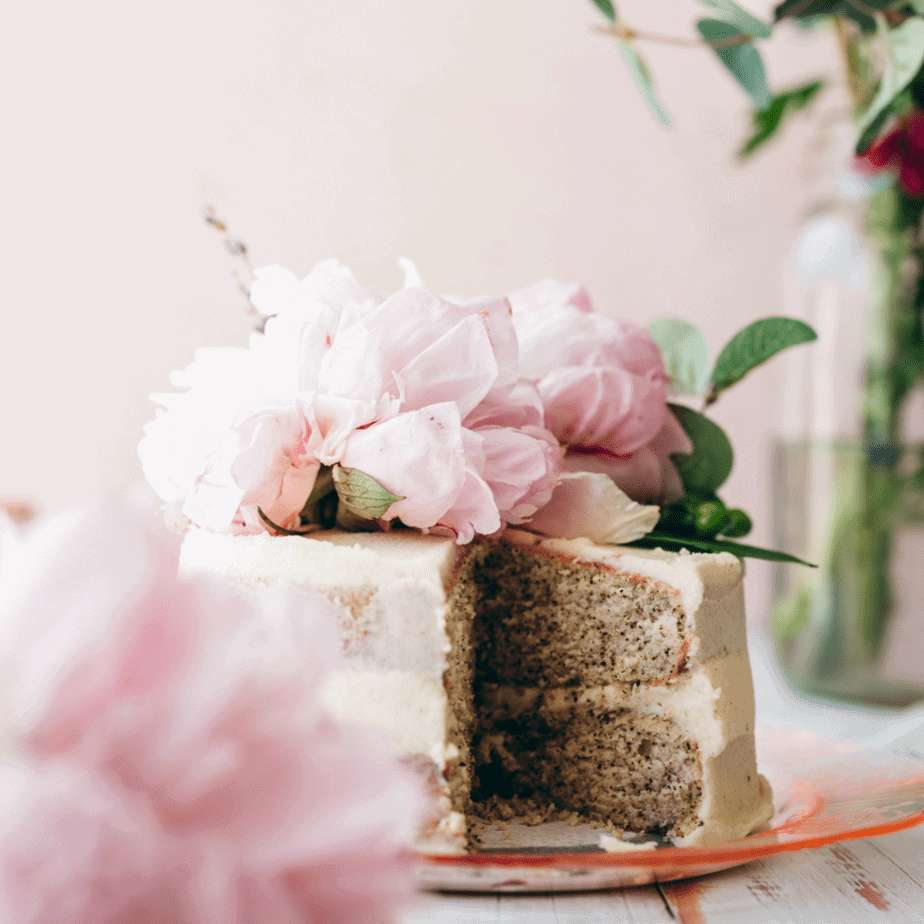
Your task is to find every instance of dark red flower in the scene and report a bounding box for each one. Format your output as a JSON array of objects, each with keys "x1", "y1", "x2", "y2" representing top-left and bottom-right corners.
[{"x1": 858, "y1": 109, "x2": 924, "y2": 199}]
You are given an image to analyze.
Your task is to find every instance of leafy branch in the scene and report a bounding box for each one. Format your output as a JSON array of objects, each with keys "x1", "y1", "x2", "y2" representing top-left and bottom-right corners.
[
  {"x1": 593, "y1": 23, "x2": 757, "y2": 49},
  {"x1": 646, "y1": 317, "x2": 818, "y2": 563},
  {"x1": 588, "y1": 0, "x2": 924, "y2": 156}
]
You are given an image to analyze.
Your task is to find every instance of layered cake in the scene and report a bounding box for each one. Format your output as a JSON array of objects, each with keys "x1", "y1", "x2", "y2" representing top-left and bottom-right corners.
[
  {"x1": 180, "y1": 525, "x2": 772, "y2": 849},
  {"x1": 144, "y1": 258, "x2": 780, "y2": 852}
]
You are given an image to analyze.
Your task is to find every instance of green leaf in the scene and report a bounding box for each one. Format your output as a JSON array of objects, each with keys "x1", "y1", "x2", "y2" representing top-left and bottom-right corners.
[
  {"x1": 696, "y1": 19, "x2": 772, "y2": 110},
  {"x1": 589, "y1": 0, "x2": 618, "y2": 22},
  {"x1": 709, "y1": 316, "x2": 817, "y2": 399},
  {"x1": 669, "y1": 404, "x2": 734, "y2": 494},
  {"x1": 856, "y1": 17, "x2": 924, "y2": 153},
  {"x1": 335, "y1": 504, "x2": 382, "y2": 532},
  {"x1": 332, "y1": 465, "x2": 404, "y2": 520},
  {"x1": 738, "y1": 80, "x2": 824, "y2": 157},
  {"x1": 774, "y1": 0, "x2": 893, "y2": 26},
  {"x1": 773, "y1": 1, "x2": 841, "y2": 20},
  {"x1": 698, "y1": 0, "x2": 772, "y2": 39},
  {"x1": 855, "y1": 106, "x2": 894, "y2": 158},
  {"x1": 648, "y1": 318, "x2": 710, "y2": 395},
  {"x1": 619, "y1": 41, "x2": 671, "y2": 126},
  {"x1": 627, "y1": 531, "x2": 816, "y2": 566}
]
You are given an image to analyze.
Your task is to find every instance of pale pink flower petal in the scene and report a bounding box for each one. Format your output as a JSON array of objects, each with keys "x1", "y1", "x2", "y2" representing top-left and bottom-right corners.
[
  {"x1": 317, "y1": 320, "x2": 390, "y2": 407},
  {"x1": 538, "y1": 365, "x2": 668, "y2": 456},
  {"x1": 301, "y1": 394, "x2": 382, "y2": 467},
  {"x1": 510, "y1": 283, "x2": 665, "y2": 383},
  {"x1": 462, "y1": 381, "x2": 546, "y2": 430},
  {"x1": 563, "y1": 448, "x2": 665, "y2": 505},
  {"x1": 251, "y1": 261, "x2": 381, "y2": 317},
  {"x1": 398, "y1": 312, "x2": 500, "y2": 418},
  {"x1": 297, "y1": 258, "x2": 383, "y2": 314},
  {"x1": 393, "y1": 260, "x2": 518, "y2": 402},
  {"x1": 143, "y1": 260, "x2": 530, "y2": 542},
  {"x1": 508, "y1": 279, "x2": 671, "y2": 475},
  {"x1": 589, "y1": 321, "x2": 668, "y2": 381},
  {"x1": 257, "y1": 303, "x2": 338, "y2": 396},
  {"x1": 230, "y1": 410, "x2": 319, "y2": 532},
  {"x1": 355, "y1": 289, "x2": 518, "y2": 401},
  {"x1": 358, "y1": 288, "x2": 477, "y2": 374},
  {"x1": 0, "y1": 757, "x2": 168, "y2": 924},
  {"x1": 0, "y1": 499, "x2": 420, "y2": 924},
  {"x1": 457, "y1": 296, "x2": 519, "y2": 401},
  {"x1": 139, "y1": 350, "x2": 253, "y2": 513},
  {"x1": 562, "y1": 409, "x2": 691, "y2": 504},
  {"x1": 398, "y1": 255, "x2": 424, "y2": 289},
  {"x1": 435, "y1": 467, "x2": 500, "y2": 544},
  {"x1": 339, "y1": 404, "x2": 467, "y2": 529},
  {"x1": 140, "y1": 340, "x2": 323, "y2": 534},
  {"x1": 509, "y1": 278, "x2": 593, "y2": 316},
  {"x1": 478, "y1": 425, "x2": 562, "y2": 524},
  {"x1": 526, "y1": 471, "x2": 660, "y2": 545},
  {"x1": 434, "y1": 429, "x2": 501, "y2": 543}
]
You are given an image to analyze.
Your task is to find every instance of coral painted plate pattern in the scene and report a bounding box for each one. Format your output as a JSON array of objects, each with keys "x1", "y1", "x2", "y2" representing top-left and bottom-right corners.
[{"x1": 415, "y1": 727, "x2": 924, "y2": 893}]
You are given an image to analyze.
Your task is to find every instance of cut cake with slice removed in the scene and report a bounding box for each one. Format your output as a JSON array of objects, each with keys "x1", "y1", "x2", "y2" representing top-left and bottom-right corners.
[{"x1": 179, "y1": 525, "x2": 773, "y2": 850}]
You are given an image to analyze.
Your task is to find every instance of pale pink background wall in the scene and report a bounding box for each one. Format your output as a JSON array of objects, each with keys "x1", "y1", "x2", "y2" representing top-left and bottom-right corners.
[{"x1": 1, "y1": 1, "x2": 838, "y2": 621}]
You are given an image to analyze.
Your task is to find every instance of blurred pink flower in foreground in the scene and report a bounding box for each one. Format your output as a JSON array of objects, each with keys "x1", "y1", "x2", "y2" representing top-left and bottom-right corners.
[
  {"x1": 509, "y1": 280, "x2": 691, "y2": 504},
  {"x1": 0, "y1": 499, "x2": 420, "y2": 924}
]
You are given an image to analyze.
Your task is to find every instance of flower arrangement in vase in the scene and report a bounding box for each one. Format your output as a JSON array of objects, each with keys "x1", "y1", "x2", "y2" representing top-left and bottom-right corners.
[{"x1": 588, "y1": 0, "x2": 924, "y2": 704}]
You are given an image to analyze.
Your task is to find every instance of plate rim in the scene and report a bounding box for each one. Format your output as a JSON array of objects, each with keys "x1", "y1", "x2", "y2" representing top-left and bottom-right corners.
[{"x1": 417, "y1": 730, "x2": 924, "y2": 871}]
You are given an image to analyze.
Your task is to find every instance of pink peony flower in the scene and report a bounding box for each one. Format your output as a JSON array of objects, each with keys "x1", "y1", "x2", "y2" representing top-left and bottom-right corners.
[
  {"x1": 141, "y1": 260, "x2": 562, "y2": 542},
  {"x1": 0, "y1": 498, "x2": 420, "y2": 924},
  {"x1": 510, "y1": 279, "x2": 688, "y2": 503},
  {"x1": 139, "y1": 339, "x2": 325, "y2": 535}
]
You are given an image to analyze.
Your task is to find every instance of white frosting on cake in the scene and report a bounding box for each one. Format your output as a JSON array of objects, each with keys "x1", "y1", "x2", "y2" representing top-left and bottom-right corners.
[{"x1": 180, "y1": 526, "x2": 773, "y2": 847}]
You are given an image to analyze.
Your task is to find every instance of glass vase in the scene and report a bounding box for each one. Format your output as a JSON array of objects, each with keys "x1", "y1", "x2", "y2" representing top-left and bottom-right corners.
[
  {"x1": 771, "y1": 440, "x2": 924, "y2": 706},
  {"x1": 769, "y1": 127, "x2": 924, "y2": 707}
]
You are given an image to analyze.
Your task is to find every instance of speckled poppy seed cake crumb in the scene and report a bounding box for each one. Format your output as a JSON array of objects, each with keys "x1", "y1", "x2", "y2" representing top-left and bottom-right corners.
[{"x1": 445, "y1": 539, "x2": 703, "y2": 841}]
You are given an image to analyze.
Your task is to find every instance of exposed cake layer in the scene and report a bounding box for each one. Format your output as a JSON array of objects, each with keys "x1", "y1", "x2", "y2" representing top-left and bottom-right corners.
[
  {"x1": 457, "y1": 541, "x2": 688, "y2": 686},
  {"x1": 503, "y1": 530, "x2": 749, "y2": 667},
  {"x1": 473, "y1": 650, "x2": 771, "y2": 844},
  {"x1": 473, "y1": 704, "x2": 703, "y2": 838}
]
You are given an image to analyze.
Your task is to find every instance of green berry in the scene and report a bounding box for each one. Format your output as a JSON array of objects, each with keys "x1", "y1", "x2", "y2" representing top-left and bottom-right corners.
[
  {"x1": 658, "y1": 503, "x2": 694, "y2": 535},
  {"x1": 721, "y1": 508, "x2": 752, "y2": 538},
  {"x1": 694, "y1": 498, "x2": 726, "y2": 537}
]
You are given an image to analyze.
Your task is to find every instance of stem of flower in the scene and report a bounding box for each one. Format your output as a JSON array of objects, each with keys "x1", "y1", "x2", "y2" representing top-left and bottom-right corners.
[
  {"x1": 256, "y1": 507, "x2": 323, "y2": 536},
  {"x1": 592, "y1": 24, "x2": 752, "y2": 50},
  {"x1": 201, "y1": 205, "x2": 258, "y2": 315}
]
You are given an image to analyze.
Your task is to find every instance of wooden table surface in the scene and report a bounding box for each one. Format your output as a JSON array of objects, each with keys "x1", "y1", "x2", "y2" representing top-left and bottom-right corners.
[{"x1": 403, "y1": 634, "x2": 924, "y2": 923}]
